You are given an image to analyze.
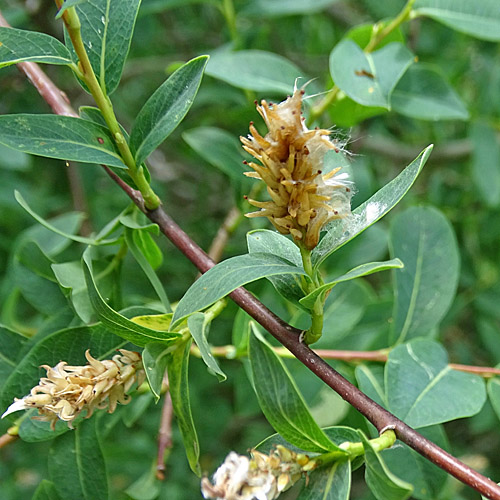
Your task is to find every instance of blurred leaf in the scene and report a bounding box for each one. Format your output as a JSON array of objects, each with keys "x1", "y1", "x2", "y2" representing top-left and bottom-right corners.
[
  {"x1": 391, "y1": 64, "x2": 469, "y2": 120},
  {"x1": 359, "y1": 430, "x2": 413, "y2": 500},
  {"x1": 330, "y1": 41, "x2": 413, "y2": 108},
  {"x1": 52, "y1": 261, "x2": 93, "y2": 322},
  {"x1": 247, "y1": 229, "x2": 306, "y2": 308},
  {"x1": 124, "y1": 229, "x2": 171, "y2": 312},
  {"x1": 0, "y1": 115, "x2": 126, "y2": 167},
  {"x1": 172, "y1": 253, "x2": 306, "y2": 327},
  {"x1": 0, "y1": 142, "x2": 31, "y2": 171},
  {"x1": 1, "y1": 324, "x2": 125, "y2": 439},
  {"x1": 488, "y1": 376, "x2": 500, "y2": 423},
  {"x1": 122, "y1": 392, "x2": 154, "y2": 428},
  {"x1": 470, "y1": 122, "x2": 500, "y2": 207},
  {"x1": 133, "y1": 229, "x2": 163, "y2": 269},
  {"x1": 15, "y1": 191, "x2": 106, "y2": 245},
  {"x1": 298, "y1": 460, "x2": 351, "y2": 500},
  {"x1": 48, "y1": 418, "x2": 108, "y2": 500},
  {"x1": 67, "y1": 0, "x2": 141, "y2": 95},
  {"x1": 82, "y1": 248, "x2": 182, "y2": 347},
  {"x1": 345, "y1": 23, "x2": 404, "y2": 49},
  {"x1": 206, "y1": 50, "x2": 305, "y2": 94},
  {"x1": 32, "y1": 480, "x2": 62, "y2": 500},
  {"x1": 166, "y1": 340, "x2": 201, "y2": 475},
  {"x1": 382, "y1": 426, "x2": 449, "y2": 500},
  {"x1": 0, "y1": 27, "x2": 72, "y2": 68},
  {"x1": 142, "y1": 342, "x2": 169, "y2": 401},
  {"x1": 183, "y1": 126, "x2": 246, "y2": 181},
  {"x1": 241, "y1": 0, "x2": 339, "y2": 17},
  {"x1": 414, "y1": 0, "x2": 500, "y2": 42},
  {"x1": 328, "y1": 94, "x2": 386, "y2": 127},
  {"x1": 188, "y1": 312, "x2": 226, "y2": 382},
  {"x1": 125, "y1": 462, "x2": 161, "y2": 500},
  {"x1": 299, "y1": 259, "x2": 403, "y2": 310},
  {"x1": 356, "y1": 364, "x2": 387, "y2": 408},
  {"x1": 390, "y1": 206, "x2": 459, "y2": 343},
  {"x1": 249, "y1": 326, "x2": 343, "y2": 453},
  {"x1": 386, "y1": 339, "x2": 486, "y2": 428},
  {"x1": 0, "y1": 324, "x2": 26, "y2": 382},
  {"x1": 130, "y1": 56, "x2": 209, "y2": 165},
  {"x1": 312, "y1": 146, "x2": 433, "y2": 270}
]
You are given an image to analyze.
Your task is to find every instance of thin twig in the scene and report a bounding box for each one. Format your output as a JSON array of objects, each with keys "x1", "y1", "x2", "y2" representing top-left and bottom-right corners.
[
  {"x1": 3, "y1": 14, "x2": 500, "y2": 499},
  {"x1": 0, "y1": 432, "x2": 18, "y2": 449},
  {"x1": 207, "y1": 206, "x2": 241, "y2": 263},
  {"x1": 156, "y1": 373, "x2": 173, "y2": 481}
]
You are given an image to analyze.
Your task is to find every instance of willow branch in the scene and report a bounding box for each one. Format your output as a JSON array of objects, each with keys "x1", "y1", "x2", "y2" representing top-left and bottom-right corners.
[
  {"x1": 156, "y1": 374, "x2": 173, "y2": 481},
  {"x1": 0, "y1": 432, "x2": 18, "y2": 449},
  {"x1": 2, "y1": 15, "x2": 499, "y2": 499}
]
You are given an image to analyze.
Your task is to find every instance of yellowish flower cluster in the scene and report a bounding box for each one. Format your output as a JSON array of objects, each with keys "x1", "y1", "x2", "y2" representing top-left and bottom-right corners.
[
  {"x1": 241, "y1": 89, "x2": 353, "y2": 249},
  {"x1": 2, "y1": 349, "x2": 144, "y2": 429},
  {"x1": 201, "y1": 445, "x2": 317, "y2": 500}
]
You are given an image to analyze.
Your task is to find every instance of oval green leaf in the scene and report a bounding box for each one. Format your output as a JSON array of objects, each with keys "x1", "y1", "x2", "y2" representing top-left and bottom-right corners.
[
  {"x1": 0, "y1": 115, "x2": 126, "y2": 168},
  {"x1": 312, "y1": 145, "x2": 433, "y2": 270},
  {"x1": 82, "y1": 249, "x2": 181, "y2": 347},
  {"x1": 390, "y1": 206, "x2": 459, "y2": 343},
  {"x1": 130, "y1": 55, "x2": 209, "y2": 166},
  {"x1": 48, "y1": 419, "x2": 108, "y2": 500},
  {"x1": 391, "y1": 64, "x2": 469, "y2": 121},
  {"x1": 386, "y1": 339, "x2": 486, "y2": 428},
  {"x1": 206, "y1": 50, "x2": 305, "y2": 94},
  {"x1": 249, "y1": 327, "x2": 342, "y2": 453},
  {"x1": 0, "y1": 27, "x2": 72, "y2": 68},
  {"x1": 330, "y1": 40, "x2": 414, "y2": 108},
  {"x1": 414, "y1": 0, "x2": 500, "y2": 42},
  {"x1": 66, "y1": 0, "x2": 141, "y2": 95},
  {"x1": 171, "y1": 253, "x2": 306, "y2": 327},
  {"x1": 299, "y1": 259, "x2": 403, "y2": 310}
]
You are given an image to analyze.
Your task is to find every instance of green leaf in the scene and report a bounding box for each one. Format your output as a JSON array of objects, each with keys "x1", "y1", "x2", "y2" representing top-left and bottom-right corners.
[
  {"x1": 133, "y1": 230, "x2": 163, "y2": 269},
  {"x1": 15, "y1": 191, "x2": 107, "y2": 245},
  {"x1": 48, "y1": 418, "x2": 108, "y2": 500},
  {"x1": 358, "y1": 430, "x2": 413, "y2": 500},
  {"x1": 32, "y1": 480, "x2": 62, "y2": 500},
  {"x1": 82, "y1": 248, "x2": 182, "y2": 347},
  {"x1": 67, "y1": 0, "x2": 141, "y2": 95},
  {"x1": 172, "y1": 253, "x2": 306, "y2": 327},
  {"x1": 206, "y1": 50, "x2": 305, "y2": 94},
  {"x1": 470, "y1": 122, "x2": 500, "y2": 207},
  {"x1": 312, "y1": 146, "x2": 433, "y2": 270},
  {"x1": 488, "y1": 376, "x2": 500, "y2": 423},
  {"x1": 391, "y1": 64, "x2": 469, "y2": 121},
  {"x1": 182, "y1": 126, "x2": 247, "y2": 181},
  {"x1": 330, "y1": 41, "x2": 414, "y2": 108},
  {"x1": 299, "y1": 259, "x2": 403, "y2": 310},
  {"x1": 166, "y1": 340, "x2": 201, "y2": 475},
  {"x1": 247, "y1": 229, "x2": 306, "y2": 308},
  {"x1": 124, "y1": 229, "x2": 171, "y2": 313},
  {"x1": 249, "y1": 327, "x2": 343, "y2": 453},
  {"x1": 0, "y1": 27, "x2": 72, "y2": 68},
  {"x1": 0, "y1": 324, "x2": 26, "y2": 383},
  {"x1": 188, "y1": 313, "x2": 226, "y2": 382},
  {"x1": 52, "y1": 261, "x2": 93, "y2": 322},
  {"x1": 386, "y1": 339, "x2": 486, "y2": 428},
  {"x1": 414, "y1": 0, "x2": 500, "y2": 42},
  {"x1": 390, "y1": 206, "x2": 459, "y2": 343},
  {"x1": 298, "y1": 461, "x2": 351, "y2": 500},
  {"x1": 0, "y1": 115, "x2": 126, "y2": 167},
  {"x1": 1, "y1": 324, "x2": 126, "y2": 439},
  {"x1": 142, "y1": 342, "x2": 169, "y2": 401},
  {"x1": 241, "y1": 0, "x2": 339, "y2": 17},
  {"x1": 382, "y1": 426, "x2": 449, "y2": 500},
  {"x1": 124, "y1": 462, "x2": 161, "y2": 500},
  {"x1": 130, "y1": 56, "x2": 209, "y2": 165}
]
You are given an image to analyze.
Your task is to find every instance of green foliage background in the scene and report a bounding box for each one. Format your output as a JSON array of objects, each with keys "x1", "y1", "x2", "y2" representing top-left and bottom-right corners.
[{"x1": 0, "y1": 1, "x2": 500, "y2": 499}]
